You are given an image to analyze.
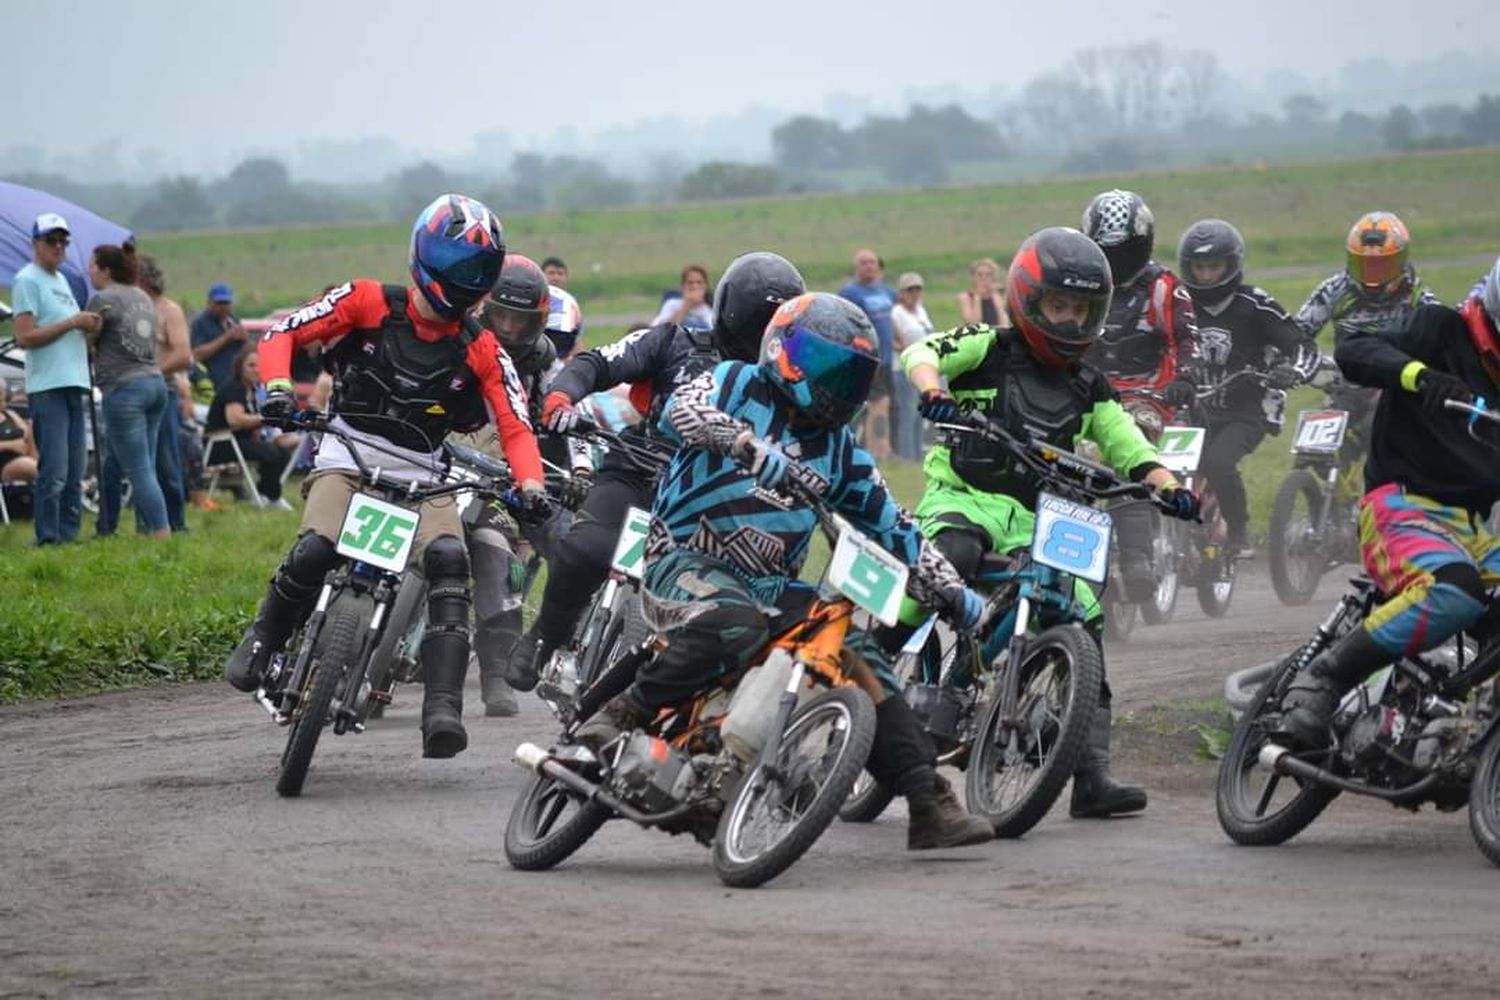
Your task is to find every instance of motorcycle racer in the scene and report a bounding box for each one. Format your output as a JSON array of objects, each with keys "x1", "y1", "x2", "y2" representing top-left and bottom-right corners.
[
  {"x1": 578, "y1": 291, "x2": 996, "y2": 850},
  {"x1": 897, "y1": 227, "x2": 1199, "y2": 818},
  {"x1": 224, "y1": 194, "x2": 545, "y2": 759},
  {"x1": 1280, "y1": 255, "x2": 1500, "y2": 749},
  {"x1": 1082, "y1": 189, "x2": 1202, "y2": 602}
]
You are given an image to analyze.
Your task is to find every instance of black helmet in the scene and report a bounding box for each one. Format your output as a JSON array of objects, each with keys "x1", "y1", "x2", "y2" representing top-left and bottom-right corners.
[
  {"x1": 1006, "y1": 227, "x2": 1114, "y2": 367},
  {"x1": 759, "y1": 292, "x2": 881, "y2": 429},
  {"x1": 712, "y1": 251, "x2": 806, "y2": 362},
  {"x1": 1082, "y1": 189, "x2": 1155, "y2": 286},
  {"x1": 1177, "y1": 219, "x2": 1245, "y2": 305},
  {"x1": 479, "y1": 253, "x2": 550, "y2": 358}
]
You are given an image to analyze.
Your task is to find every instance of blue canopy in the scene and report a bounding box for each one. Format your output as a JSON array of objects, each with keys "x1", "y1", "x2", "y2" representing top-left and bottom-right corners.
[{"x1": 0, "y1": 180, "x2": 133, "y2": 308}]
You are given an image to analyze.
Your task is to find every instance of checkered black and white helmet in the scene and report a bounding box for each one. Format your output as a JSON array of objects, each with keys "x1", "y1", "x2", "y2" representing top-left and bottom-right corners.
[{"x1": 1083, "y1": 189, "x2": 1155, "y2": 286}]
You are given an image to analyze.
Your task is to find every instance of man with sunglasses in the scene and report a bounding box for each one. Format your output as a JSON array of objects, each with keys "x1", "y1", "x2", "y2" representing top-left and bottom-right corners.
[{"x1": 11, "y1": 214, "x2": 100, "y2": 545}]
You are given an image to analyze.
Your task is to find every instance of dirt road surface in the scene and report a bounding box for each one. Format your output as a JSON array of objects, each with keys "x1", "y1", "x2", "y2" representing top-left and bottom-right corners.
[{"x1": 4, "y1": 568, "x2": 1498, "y2": 999}]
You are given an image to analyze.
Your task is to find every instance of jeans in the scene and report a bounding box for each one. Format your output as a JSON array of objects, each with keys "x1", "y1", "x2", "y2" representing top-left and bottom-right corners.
[
  {"x1": 98, "y1": 375, "x2": 170, "y2": 535},
  {"x1": 29, "y1": 387, "x2": 87, "y2": 544},
  {"x1": 154, "y1": 380, "x2": 187, "y2": 530},
  {"x1": 890, "y1": 374, "x2": 922, "y2": 461}
]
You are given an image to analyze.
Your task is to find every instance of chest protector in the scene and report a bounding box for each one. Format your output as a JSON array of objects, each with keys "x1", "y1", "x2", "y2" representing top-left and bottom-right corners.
[
  {"x1": 949, "y1": 330, "x2": 1102, "y2": 503},
  {"x1": 1461, "y1": 298, "x2": 1500, "y2": 386},
  {"x1": 326, "y1": 285, "x2": 485, "y2": 452},
  {"x1": 1091, "y1": 264, "x2": 1172, "y2": 381}
]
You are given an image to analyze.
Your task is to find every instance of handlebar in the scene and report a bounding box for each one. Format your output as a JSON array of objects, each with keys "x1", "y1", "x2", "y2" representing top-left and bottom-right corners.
[{"x1": 557, "y1": 411, "x2": 675, "y2": 472}]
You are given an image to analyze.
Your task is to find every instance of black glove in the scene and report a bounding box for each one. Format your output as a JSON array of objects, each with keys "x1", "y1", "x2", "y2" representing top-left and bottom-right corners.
[
  {"x1": 261, "y1": 389, "x2": 296, "y2": 425},
  {"x1": 1414, "y1": 368, "x2": 1472, "y2": 416},
  {"x1": 1161, "y1": 380, "x2": 1197, "y2": 409},
  {"x1": 516, "y1": 487, "x2": 553, "y2": 524},
  {"x1": 1267, "y1": 365, "x2": 1302, "y2": 390},
  {"x1": 918, "y1": 388, "x2": 960, "y2": 423},
  {"x1": 1159, "y1": 485, "x2": 1201, "y2": 521},
  {"x1": 562, "y1": 468, "x2": 593, "y2": 508}
]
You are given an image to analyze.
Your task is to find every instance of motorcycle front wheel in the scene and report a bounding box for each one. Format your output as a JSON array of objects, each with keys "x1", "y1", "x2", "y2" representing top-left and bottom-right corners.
[
  {"x1": 1468, "y1": 726, "x2": 1500, "y2": 868},
  {"x1": 1268, "y1": 470, "x2": 1328, "y2": 607},
  {"x1": 277, "y1": 604, "x2": 359, "y2": 798},
  {"x1": 713, "y1": 687, "x2": 876, "y2": 888},
  {"x1": 504, "y1": 770, "x2": 611, "y2": 871},
  {"x1": 965, "y1": 625, "x2": 1101, "y2": 837}
]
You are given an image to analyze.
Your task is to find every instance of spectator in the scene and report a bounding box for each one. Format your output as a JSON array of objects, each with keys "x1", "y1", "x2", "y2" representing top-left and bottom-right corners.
[
  {"x1": 137, "y1": 254, "x2": 190, "y2": 531},
  {"x1": 546, "y1": 284, "x2": 586, "y2": 360},
  {"x1": 959, "y1": 257, "x2": 1008, "y2": 327},
  {"x1": 190, "y1": 282, "x2": 246, "y2": 391},
  {"x1": 204, "y1": 345, "x2": 294, "y2": 510},
  {"x1": 0, "y1": 379, "x2": 38, "y2": 484},
  {"x1": 541, "y1": 256, "x2": 569, "y2": 288},
  {"x1": 891, "y1": 271, "x2": 934, "y2": 455},
  {"x1": 11, "y1": 213, "x2": 98, "y2": 546},
  {"x1": 86, "y1": 243, "x2": 172, "y2": 539},
  {"x1": 839, "y1": 248, "x2": 900, "y2": 460},
  {"x1": 650, "y1": 264, "x2": 713, "y2": 331}
]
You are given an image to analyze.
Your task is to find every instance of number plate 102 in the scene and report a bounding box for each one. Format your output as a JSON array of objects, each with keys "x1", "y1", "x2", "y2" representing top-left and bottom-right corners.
[
  {"x1": 337, "y1": 492, "x2": 422, "y2": 573},
  {"x1": 1031, "y1": 492, "x2": 1112, "y2": 584}
]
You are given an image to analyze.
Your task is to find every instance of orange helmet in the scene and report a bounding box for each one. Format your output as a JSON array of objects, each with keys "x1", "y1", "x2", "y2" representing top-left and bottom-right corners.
[{"x1": 1345, "y1": 211, "x2": 1410, "y2": 291}]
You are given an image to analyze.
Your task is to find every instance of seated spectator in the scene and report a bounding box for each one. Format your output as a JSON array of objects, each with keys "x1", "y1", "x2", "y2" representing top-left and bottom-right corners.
[
  {"x1": 204, "y1": 346, "x2": 296, "y2": 510},
  {"x1": 959, "y1": 257, "x2": 1009, "y2": 327},
  {"x1": 0, "y1": 380, "x2": 38, "y2": 484},
  {"x1": 650, "y1": 265, "x2": 713, "y2": 331}
]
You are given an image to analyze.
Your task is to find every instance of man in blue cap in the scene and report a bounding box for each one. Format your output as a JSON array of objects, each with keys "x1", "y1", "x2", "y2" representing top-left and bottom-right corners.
[
  {"x1": 11, "y1": 213, "x2": 101, "y2": 545},
  {"x1": 189, "y1": 282, "x2": 246, "y2": 391}
]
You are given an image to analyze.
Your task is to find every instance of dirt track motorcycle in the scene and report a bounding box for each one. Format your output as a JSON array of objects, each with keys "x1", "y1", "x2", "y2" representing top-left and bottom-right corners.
[
  {"x1": 841, "y1": 414, "x2": 1191, "y2": 835},
  {"x1": 1268, "y1": 359, "x2": 1366, "y2": 606},
  {"x1": 250, "y1": 413, "x2": 523, "y2": 798},
  {"x1": 361, "y1": 441, "x2": 579, "y2": 718},
  {"x1": 1219, "y1": 397, "x2": 1500, "y2": 867},
  {"x1": 506, "y1": 460, "x2": 934, "y2": 888}
]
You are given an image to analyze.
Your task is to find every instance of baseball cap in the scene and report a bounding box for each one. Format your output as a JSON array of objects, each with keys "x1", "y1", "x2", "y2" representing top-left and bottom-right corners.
[
  {"x1": 208, "y1": 282, "x2": 235, "y2": 303},
  {"x1": 32, "y1": 212, "x2": 70, "y2": 238},
  {"x1": 897, "y1": 271, "x2": 924, "y2": 290}
]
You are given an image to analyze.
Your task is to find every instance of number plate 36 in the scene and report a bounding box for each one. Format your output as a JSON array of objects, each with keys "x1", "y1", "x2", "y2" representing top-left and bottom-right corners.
[
  {"x1": 1031, "y1": 492, "x2": 1112, "y2": 584},
  {"x1": 337, "y1": 492, "x2": 421, "y2": 573}
]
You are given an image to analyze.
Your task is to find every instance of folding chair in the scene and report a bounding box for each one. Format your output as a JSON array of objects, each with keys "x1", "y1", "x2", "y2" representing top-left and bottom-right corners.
[{"x1": 203, "y1": 430, "x2": 266, "y2": 508}]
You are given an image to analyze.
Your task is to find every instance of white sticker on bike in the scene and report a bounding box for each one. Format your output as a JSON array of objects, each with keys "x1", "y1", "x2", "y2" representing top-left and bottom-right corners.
[
  {"x1": 1031, "y1": 492, "x2": 1113, "y2": 584},
  {"x1": 1156, "y1": 425, "x2": 1206, "y2": 474},
  {"x1": 337, "y1": 492, "x2": 421, "y2": 573},
  {"x1": 1291, "y1": 409, "x2": 1349, "y2": 454},
  {"x1": 610, "y1": 506, "x2": 652, "y2": 581},
  {"x1": 828, "y1": 529, "x2": 909, "y2": 627}
]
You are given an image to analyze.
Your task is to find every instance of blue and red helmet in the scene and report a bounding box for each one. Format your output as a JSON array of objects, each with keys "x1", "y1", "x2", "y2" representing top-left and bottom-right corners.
[
  {"x1": 409, "y1": 194, "x2": 506, "y2": 319},
  {"x1": 759, "y1": 292, "x2": 881, "y2": 429}
]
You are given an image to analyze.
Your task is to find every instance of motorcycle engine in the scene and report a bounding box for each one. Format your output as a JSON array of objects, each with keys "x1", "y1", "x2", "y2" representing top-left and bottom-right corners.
[
  {"x1": 905, "y1": 684, "x2": 966, "y2": 749},
  {"x1": 611, "y1": 732, "x2": 696, "y2": 812},
  {"x1": 1341, "y1": 705, "x2": 1406, "y2": 768}
]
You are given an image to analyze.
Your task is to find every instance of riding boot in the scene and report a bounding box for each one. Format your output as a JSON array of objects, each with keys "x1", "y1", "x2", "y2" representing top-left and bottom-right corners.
[
  {"x1": 575, "y1": 690, "x2": 651, "y2": 753},
  {"x1": 475, "y1": 608, "x2": 522, "y2": 717},
  {"x1": 1277, "y1": 627, "x2": 1389, "y2": 750},
  {"x1": 224, "y1": 540, "x2": 331, "y2": 692},
  {"x1": 868, "y1": 697, "x2": 993, "y2": 850},
  {"x1": 421, "y1": 539, "x2": 473, "y2": 759},
  {"x1": 503, "y1": 624, "x2": 561, "y2": 693},
  {"x1": 1070, "y1": 703, "x2": 1148, "y2": 818}
]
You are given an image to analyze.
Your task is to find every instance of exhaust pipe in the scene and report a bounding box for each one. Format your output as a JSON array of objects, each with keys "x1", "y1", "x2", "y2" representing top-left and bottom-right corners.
[
  {"x1": 1258, "y1": 741, "x2": 1441, "y2": 803},
  {"x1": 511, "y1": 742, "x2": 694, "y2": 827}
]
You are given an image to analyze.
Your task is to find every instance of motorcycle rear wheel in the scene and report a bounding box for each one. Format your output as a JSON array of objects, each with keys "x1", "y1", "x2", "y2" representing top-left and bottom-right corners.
[
  {"x1": 965, "y1": 625, "x2": 1101, "y2": 837},
  {"x1": 1140, "y1": 530, "x2": 1178, "y2": 626},
  {"x1": 1467, "y1": 726, "x2": 1500, "y2": 867},
  {"x1": 276, "y1": 605, "x2": 359, "y2": 798},
  {"x1": 504, "y1": 770, "x2": 611, "y2": 871},
  {"x1": 838, "y1": 769, "x2": 896, "y2": 824},
  {"x1": 714, "y1": 687, "x2": 876, "y2": 888}
]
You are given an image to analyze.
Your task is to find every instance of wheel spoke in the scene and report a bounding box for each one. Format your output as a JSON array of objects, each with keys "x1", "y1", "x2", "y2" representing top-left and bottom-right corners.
[{"x1": 1253, "y1": 772, "x2": 1281, "y2": 818}]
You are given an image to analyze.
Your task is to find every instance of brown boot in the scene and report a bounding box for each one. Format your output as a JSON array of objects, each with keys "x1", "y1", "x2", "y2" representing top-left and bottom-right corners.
[{"x1": 907, "y1": 774, "x2": 995, "y2": 850}]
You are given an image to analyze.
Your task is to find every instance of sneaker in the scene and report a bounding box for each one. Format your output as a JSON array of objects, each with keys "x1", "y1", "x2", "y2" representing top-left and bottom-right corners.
[{"x1": 262, "y1": 496, "x2": 295, "y2": 512}]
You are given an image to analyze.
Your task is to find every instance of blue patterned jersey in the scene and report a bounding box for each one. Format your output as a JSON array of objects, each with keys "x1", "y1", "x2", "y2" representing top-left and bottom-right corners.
[{"x1": 647, "y1": 361, "x2": 965, "y2": 607}]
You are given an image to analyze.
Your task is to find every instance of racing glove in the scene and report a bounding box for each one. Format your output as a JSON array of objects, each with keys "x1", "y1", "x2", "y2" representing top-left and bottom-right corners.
[
  {"x1": 541, "y1": 391, "x2": 580, "y2": 434},
  {"x1": 1161, "y1": 380, "x2": 1197, "y2": 409},
  {"x1": 562, "y1": 467, "x2": 594, "y2": 508},
  {"x1": 516, "y1": 486, "x2": 554, "y2": 525},
  {"x1": 261, "y1": 380, "x2": 296, "y2": 425},
  {"x1": 918, "y1": 388, "x2": 960, "y2": 423},
  {"x1": 1267, "y1": 365, "x2": 1303, "y2": 390},
  {"x1": 1159, "y1": 485, "x2": 1201, "y2": 521},
  {"x1": 730, "y1": 432, "x2": 790, "y2": 489},
  {"x1": 1414, "y1": 368, "x2": 1472, "y2": 417}
]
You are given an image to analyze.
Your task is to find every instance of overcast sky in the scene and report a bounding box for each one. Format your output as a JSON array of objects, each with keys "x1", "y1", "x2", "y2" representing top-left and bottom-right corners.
[{"x1": 9, "y1": 0, "x2": 1498, "y2": 170}]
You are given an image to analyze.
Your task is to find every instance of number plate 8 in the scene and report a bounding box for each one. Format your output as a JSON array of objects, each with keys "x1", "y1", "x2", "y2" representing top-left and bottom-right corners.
[{"x1": 1031, "y1": 492, "x2": 1113, "y2": 584}]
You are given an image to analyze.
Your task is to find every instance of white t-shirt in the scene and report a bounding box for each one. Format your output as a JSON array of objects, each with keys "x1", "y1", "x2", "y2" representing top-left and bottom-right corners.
[{"x1": 891, "y1": 301, "x2": 934, "y2": 353}]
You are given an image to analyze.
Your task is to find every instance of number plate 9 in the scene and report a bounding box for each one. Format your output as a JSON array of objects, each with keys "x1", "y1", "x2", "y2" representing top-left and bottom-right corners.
[
  {"x1": 828, "y1": 530, "x2": 910, "y2": 627},
  {"x1": 1031, "y1": 492, "x2": 1112, "y2": 584},
  {"x1": 337, "y1": 492, "x2": 422, "y2": 573}
]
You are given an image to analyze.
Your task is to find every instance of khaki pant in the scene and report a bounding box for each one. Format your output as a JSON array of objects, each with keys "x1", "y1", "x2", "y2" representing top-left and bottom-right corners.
[{"x1": 299, "y1": 469, "x2": 463, "y2": 566}]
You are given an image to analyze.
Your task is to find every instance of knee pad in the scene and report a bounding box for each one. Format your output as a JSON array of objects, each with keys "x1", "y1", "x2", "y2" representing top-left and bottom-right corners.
[
  {"x1": 423, "y1": 534, "x2": 470, "y2": 586},
  {"x1": 280, "y1": 532, "x2": 339, "y2": 592},
  {"x1": 933, "y1": 526, "x2": 988, "y2": 580}
]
